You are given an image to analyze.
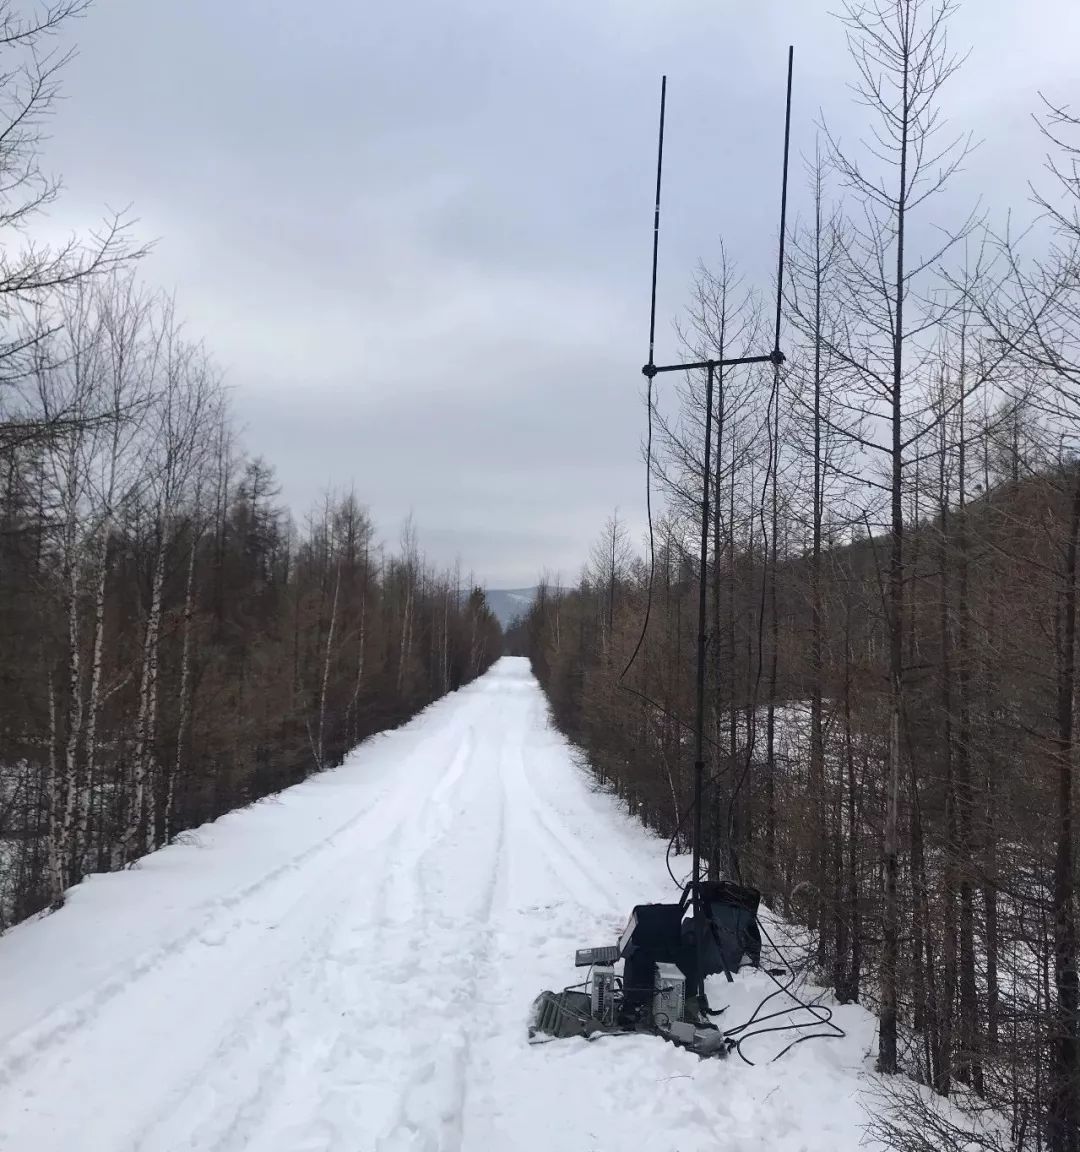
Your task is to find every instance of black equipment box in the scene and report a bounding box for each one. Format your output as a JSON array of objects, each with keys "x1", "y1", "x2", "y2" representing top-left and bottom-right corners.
[{"x1": 619, "y1": 903, "x2": 689, "y2": 1018}]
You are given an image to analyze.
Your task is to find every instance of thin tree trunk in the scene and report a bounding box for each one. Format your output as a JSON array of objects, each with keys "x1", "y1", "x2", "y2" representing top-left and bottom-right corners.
[
  {"x1": 1049, "y1": 467, "x2": 1080, "y2": 1152},
  {"x1": 130, "y1": 518, "x2": 166, "y2": 859},
  {"x1": 810, "y1": 188, "x2": 828, "y2": 972},
  {"x1": 348, "y1": 547, "x2": 368, "y2": 743},
  {"x1": 710, "y1": 369, "x2": 725, "y2": 883},
  {"x1": 169, "y1": 514, "x2": 200, "y2": 839},
  {"x1": 981, "y1": 417, "x2": 1001, "y2": 1057},
  {"x1": 879, "y1": 29, "x2": 912, "y2": 1078},
  {"x1": 81, "y1": 516, "x2": 110, "y2": 876},
  {"x1": 909, "y1": 757, "x2": 929, "y2": 1070},
  {"x1": 317, "y1": 556, "x2": 342, "y2": 769},
  {"x1": 397, "y1": 571, "x2": 413, "y2": 696},
  {"x1": 840, "y1": 595, "x2": 861, "y2": 1004},
  {"x1": 955, "y1": 388, "x2": 982, "y2": 1094},
  {"x1": 46, "y1": 675, "x2": 64, "y2": 907},
  {"x1": 938, "y1": 395, "x2": 957, "y2": 1098},
  {"x1": 442, "y1": 588, "x2": 450, "y2": 694},
  {"x1": 60, "y1": 468, "x2": 82, "y2": 889}
]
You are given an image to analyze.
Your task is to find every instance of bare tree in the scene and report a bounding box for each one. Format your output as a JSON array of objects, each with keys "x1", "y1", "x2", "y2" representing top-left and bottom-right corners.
[
  {"x1": 824, "y1": 0, "x2": 974, "y2": 1074},
  {"x1": 81, "y1": 274, "x2": 153, "y2": 866},
  {"x1": 0, "y1": 2, "x2": 140, "y2": 422},
  {"x1": 127, "y1": 303, "x2": 220, "y2": 858},
  {"x1": 588, "y1": 510, "x2": 632, "y2": 659}
]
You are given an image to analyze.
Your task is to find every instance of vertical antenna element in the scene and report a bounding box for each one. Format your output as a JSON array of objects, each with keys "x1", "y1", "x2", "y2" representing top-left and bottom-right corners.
[
  {"x1": 645, "y1": 76, "x2": 667, "y2": 378},
  {"x1": 691, "y1": 361, "x2": 715, "y2": 1000},
  {"x1": 772, "y1": 47, "x2": 794, "y2": 362}
]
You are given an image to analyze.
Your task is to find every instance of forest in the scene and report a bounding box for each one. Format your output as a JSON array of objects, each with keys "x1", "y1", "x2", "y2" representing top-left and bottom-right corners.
[
  {"x1": 0, "y1": 5, "x2": 501, "y2": 929},
  {"x1": 511, "y1": 2, "x2": 1080, "y2": 1149}
]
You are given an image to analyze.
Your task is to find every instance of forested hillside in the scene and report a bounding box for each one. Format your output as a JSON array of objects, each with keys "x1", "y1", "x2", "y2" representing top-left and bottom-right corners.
[{"x1": 515, "y1": 2, "x2": 1080, "y2": 1149}]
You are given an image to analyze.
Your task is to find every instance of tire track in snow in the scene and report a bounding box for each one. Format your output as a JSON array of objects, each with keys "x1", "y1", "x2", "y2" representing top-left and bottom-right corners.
[
  {"x1": 0, "y1": 709, "x2": 487, "y2": 1152},
  {"x1": 128, "y1": 844, "x2": 367, "y2": 1152},
  {"x1": 372, "y1": 713, "x2": 509, "y2": 1152},
  {"x1": 504, "y1": 733, "x2": 622, "y2": 922},
  {"x1": 163, "y1": 722, "x2": 482, "y2": 1152},
  {"x1": 218, "y1": 720, "x2": 483, "y2": 1152}
]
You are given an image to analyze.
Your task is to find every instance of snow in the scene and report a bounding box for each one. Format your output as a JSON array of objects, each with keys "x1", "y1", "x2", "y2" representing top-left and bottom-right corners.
[{"x1": 0, "y1": 657, "x2": 883, "y2": 1152}]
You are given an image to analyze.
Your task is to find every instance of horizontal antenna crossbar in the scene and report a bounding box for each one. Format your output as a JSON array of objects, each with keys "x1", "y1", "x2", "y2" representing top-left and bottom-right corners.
[{"x1": 642, "y1": 351, "x2": 784, "y2": 378}]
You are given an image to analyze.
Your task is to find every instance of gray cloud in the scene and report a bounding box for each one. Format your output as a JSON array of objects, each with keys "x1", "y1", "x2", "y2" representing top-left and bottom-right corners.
[{"x1": 36, "y1": 0, "x2": 1080, "y2": 584}]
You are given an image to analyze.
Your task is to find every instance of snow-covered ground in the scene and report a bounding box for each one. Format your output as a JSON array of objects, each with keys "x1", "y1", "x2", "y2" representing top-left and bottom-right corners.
[{"x1": 0, "y1": 657, "x2": 881, "y2": 1152}]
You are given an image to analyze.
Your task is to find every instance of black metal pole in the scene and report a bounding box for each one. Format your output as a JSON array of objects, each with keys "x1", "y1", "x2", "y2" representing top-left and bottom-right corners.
[
  {"x1": 645, "y1": 77, "x2": 667, "y2": 378},
  {"x1": 692, "y1": 361, "x2": 715, "y2": 1003},
  {"x1": 772, "y1": 46, "x2": 794, "y2": 359}
]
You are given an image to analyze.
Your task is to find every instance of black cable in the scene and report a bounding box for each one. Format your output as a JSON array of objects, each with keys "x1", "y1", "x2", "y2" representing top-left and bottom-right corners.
[
  {"x1": 620, "y1": 378, "x2": 656, "y2": 685},
  {"x1": 621, "y1": 73, "x2": 665, "y2": 689},
  {"x1": 620, "y1": 349, "x2": 718, "y2": 890},
  {"x1": 724, "y1": 917, "x2": 846, "y2": 1066},
  {"x1": 663, "y1": 758, "x2": 736, "y2": 886}
]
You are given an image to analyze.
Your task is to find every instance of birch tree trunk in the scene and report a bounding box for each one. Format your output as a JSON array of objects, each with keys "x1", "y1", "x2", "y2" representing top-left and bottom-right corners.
[
  {"x1": 59, "y1": 449, "x2": 83, "y2": 892},
  {"x1": 80, "y1": 516, "x2": 110, "y2": 874},
  {"x1": 130, "y1": 517, "x2": 166, "y2": 858},
  {"x1": 168, "y1": 511, "x2": 201, "y2": 839}
]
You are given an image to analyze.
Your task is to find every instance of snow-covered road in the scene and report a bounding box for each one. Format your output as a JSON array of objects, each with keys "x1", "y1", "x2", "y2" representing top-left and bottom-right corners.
[{"x1": 0, "y1": 658, "x2": 878, "y2": 1151}]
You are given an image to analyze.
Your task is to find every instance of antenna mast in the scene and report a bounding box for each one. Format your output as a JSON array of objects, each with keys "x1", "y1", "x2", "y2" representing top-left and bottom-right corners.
[{"x1": 641, "y1": 48, "x2": 795, "y2": 1011}]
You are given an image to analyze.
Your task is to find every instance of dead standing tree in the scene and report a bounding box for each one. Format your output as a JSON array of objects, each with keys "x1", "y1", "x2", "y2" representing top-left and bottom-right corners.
[
  {"x1": 823, "y1": 0, "x2": 975, "y2": 1074},
  {"x1": 784, "y1": 141, "x2": 859, "y2": 972},
  {"x1": 975, "y1": 103, "x2": 1080, "y2": 1152}
]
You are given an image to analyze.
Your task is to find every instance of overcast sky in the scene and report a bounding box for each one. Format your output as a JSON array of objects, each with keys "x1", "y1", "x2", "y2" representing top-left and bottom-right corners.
[{"x1": 39, "y1": 0, "x2": 1080, "y2": 586}]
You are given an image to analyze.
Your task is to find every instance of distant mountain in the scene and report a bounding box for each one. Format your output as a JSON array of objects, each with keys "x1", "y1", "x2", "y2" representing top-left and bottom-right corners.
[{"x1": 485, "y1": 587, "x2": 538, "y2": 630}]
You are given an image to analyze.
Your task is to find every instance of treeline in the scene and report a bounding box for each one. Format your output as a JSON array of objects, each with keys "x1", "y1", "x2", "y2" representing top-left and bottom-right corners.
[
  {"x1": 0, "y1": 5, "x2": 500, "y2": 927},
  {"x1": 515, "y1": 2, "x2": 1080, "y2": 1150},
  {"x1": 0, "y1": 289, "x2": 501, "y2": 922}
]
